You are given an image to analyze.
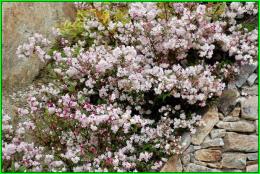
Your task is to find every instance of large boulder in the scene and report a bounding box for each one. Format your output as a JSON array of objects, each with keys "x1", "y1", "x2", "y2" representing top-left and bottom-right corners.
[{"x1": 2, "y1": 2, "x2": 76, "y2": 94}]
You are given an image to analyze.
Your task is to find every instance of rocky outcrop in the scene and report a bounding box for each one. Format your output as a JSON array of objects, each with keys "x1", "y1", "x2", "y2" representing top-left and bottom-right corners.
[{"x1": 2, "y1": 2, "x2": 76, "y2": 94}]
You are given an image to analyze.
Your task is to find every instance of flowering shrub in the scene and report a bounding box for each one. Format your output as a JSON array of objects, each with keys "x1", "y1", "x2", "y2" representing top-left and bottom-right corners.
[{"x1": 3, "y1": 2, "x2": 258, "y2": 172}]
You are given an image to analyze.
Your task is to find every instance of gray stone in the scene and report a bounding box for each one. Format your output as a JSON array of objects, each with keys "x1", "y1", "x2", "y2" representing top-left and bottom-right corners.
[
  {"x1": 175, "y1": 158, "x2": 183, "y2": 172},
  {"x1": 222, "y1": 169, "x2": 243, "y2": 172},
  {"x1": 218, "y1": 89, "x2": 239, "y2": 115},
  {"x1": 235, "y1": 64, "x2": 257, "y2": 88},
  {"x1": 185, "y1": 145, "x2": 195, "y2": 153},
  {"x1": 246, "y1": 164, "x2": 258, "y2": 172},
  {"x1": 222, "y1": 116, "x2": 240, "y2": 122},
  {"x1": 256, "y1": 120, "x2": 258, "y2": 134},
  {"x1": 242, "y1": 85, "x2": 258, "y2": 96},
  {"x1": 195, "y1": 149, "x2": 222, "y2": 162},
  {"x1": 201, "y1": 138, "x2": 224, "y2": 148},
  {"x1": 247, "y1": 153, "x2": 258, "y2": 161},
  {"x1": 193, "y1": 159, "x2": 208, "y2": 166},
  {"x1": 2, "y1": 3, "x2": 76, "y2": 94},
  {"x1": 191, "y1": 108, "x2": 219, "y2": 145},
  {"x1": 180, "y1": 132, "x2": 191, "y2": 152},
  {"x1": 181, "y1": 154, "x2": 190, "y2": 165},
  {"x1": 224, "y1": 132, "x2": 258, "y2": 152},
  {"x1": 241, "y1": 96, "x2": 258, "y2": 120},
  {"x1": 210, "y1": 129, "x2": 226, "y2": 139},
  {"x1": 207, "y1": 162, "x2": 222, "y2": 169},
  {"x1": 216, "y1": 120, "x2": 255, "y2": 133},
  {"x1": 221, "y1": 153, "x2": 247, "y2": 169},
  {"x1": 247, "y1": 73, "x2": 257, "y2": 86},
  {"x1": 194, "y1": 146, "x2": 202, "y2": 150},
  {"x1": 204, "y1": 135, "x2": 211, "y2": 141},
  {"x1": 229, "y1": 107, "x2": 241, "y2": 117},
  {"x1": 218, "y1": 113, "x2": 224, "y2": 120},
  {"x1": 228, "y1": 81, "x2": 237, "y2": 90},
  {"x1": 185, "y1": 163, "x2": 221, "y2": 172}
]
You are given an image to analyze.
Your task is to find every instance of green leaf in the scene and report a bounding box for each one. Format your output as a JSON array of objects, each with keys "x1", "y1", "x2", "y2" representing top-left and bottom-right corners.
[
  {"x1": 11, "y1": 160, "x2": 15, "y2": 172},
  {"x1": 242, "y1": 23, "x2": 256, "y2": 32},
  {"x1": 97, "y1": 98, "x2": 107, "y2": 105},
  {"x1": 68, "y1": 83, "x2": 76, "y2": 92},
  {"x1": 18, "y1": 166, "x2": 27, "y2": 172}
]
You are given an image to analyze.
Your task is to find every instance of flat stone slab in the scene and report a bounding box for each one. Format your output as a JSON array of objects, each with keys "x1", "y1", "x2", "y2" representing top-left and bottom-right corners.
[
  {"x1": 235, "y1": 64, "x2": 257, "y2": 88},
  {"x1": 185, "y1": 163, "x2": 220, "y2": 172},
  {"x1": 246, "y1": 164, "x2": 258, "y2": 172},
  {"x1": 247, "y1": 73, "x2": 257, "y2": 86},
  {"x1": 241, "y1": 96, "x2": 258, "y2": 120},
  {"x1": 210, "y1": 129, "x2": 226, "y2": 139},
  {"x1": 191, "y1": 108, "x2": 219, "y2": 145},
  {"x1": 247, "y1": 153, "x2": 258, "y2": 161},
  {"x1": 195, "y1": 149, "x2": 222, "y2": 162},
  {"x1": 224, "y1": 132, "x2": 258, "y2": 152},
  {"x1": 241, "y1": 85, "x2": 258, "y2": 96},
  {"x1": 221, "y1": 153, "x2": 247, "y2": 169},
  {"x1": 216, "y1": 120, "x2": 255, "y2": 133},
  {"x1": 218, "y1": 89, "x2": 238, "y2": 115},
  {"x1": 201, "y1": 138, "x2": 224, "y2": 148}
]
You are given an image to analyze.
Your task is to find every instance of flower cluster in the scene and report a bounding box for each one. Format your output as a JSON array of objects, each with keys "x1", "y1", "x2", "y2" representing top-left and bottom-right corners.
[
  {"x1": 16, "y1": 33, "x2": 51, "y2": 61},
  {"x1": 4, "y1": 2, "x2": 258, "y2": 172}
]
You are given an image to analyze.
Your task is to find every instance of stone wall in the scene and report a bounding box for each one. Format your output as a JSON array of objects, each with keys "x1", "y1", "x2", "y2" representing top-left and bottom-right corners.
[
  {"x1": 162, "y1": 65, "x2": 258, "y2": 172},
  {"x1": 2, "y1": 2, "x2": 76, "y2": 94}
]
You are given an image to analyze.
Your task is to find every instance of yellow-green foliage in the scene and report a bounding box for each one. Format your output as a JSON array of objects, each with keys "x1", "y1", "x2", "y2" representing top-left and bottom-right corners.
[
  {"x1": 58, "y1": 10, "x2": 89, "y2": 41},
  {"x1": 207, "y1": 3, "x2": 226, "y2": 21},
  {"x1": 58, "y1": 6, "x2": 131, "y2": 42}
]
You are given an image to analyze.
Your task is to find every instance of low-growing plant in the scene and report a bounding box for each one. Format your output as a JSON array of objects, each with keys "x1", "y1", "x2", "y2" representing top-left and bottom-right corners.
[{"x1": 3, "y1": 2, "x2": 258, "y2": 172}]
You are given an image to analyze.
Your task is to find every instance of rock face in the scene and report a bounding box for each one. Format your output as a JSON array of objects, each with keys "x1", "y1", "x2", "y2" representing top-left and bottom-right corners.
[
  {"x1": 247, "y1": 153, "x2": 258, "y2": 161},
  {"x1": 242, "y1": 85, "x2": 258, "y2": 96},
  {"x1": 185, "y1": 163, "x2": 220, "y2": 172},
  {"x1": 191, "y1": 108, "x2": 219, "y2": 145},
  {"x1": 180, "y1": 132, "x2": 191, "y2": 152},
  {"x1": 235, "y1": 64, "x2": 257, "y2": 88},
  {"x1": 2, "y1": 2, "x2": 76, "y2": 94},
  {"x1": 224, "y1": 132, "x2": 258, "y2": 152},
  {"x1": 229, "y1": 107, "x2": 241, "y2": 117},
  {"x1": 201, "y1": 138, "x2": 224, "y2": 148},
  {"x1": 221, "y1": 153, "x2": 247, "y2": 169},
  {"x1": 218, "y1": 89, "x2": 239, "y2": 115},
  {"x1": 222, "y1": 116, "x2": 240, "y2": 122},
  {"x1": 210, "y1": 129, "x2": 226, "y2": 139},
  {"x1": 195, "y1": 149, "x2": 222, "y2": 162},
  {"x1": 246, "y1": 164, "x2": 258, "y2": 172},
  {"x1": 216, "y1": 121, "x2": 255, "y2": 133},
  {"x1": 247, "y1": 73, "x2": 257, "y2": 86},
  {"x1": 241, "y1": 96, "x2": 258, "y2": 120}
]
